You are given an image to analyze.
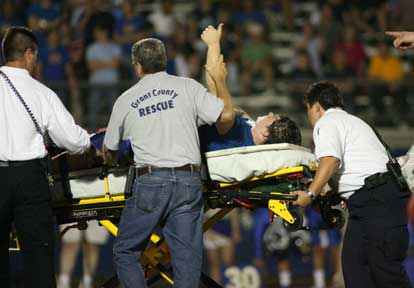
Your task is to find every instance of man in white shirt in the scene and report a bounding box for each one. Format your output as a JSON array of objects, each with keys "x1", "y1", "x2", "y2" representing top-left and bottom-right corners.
[
  {"x1": 292, "y1": 81, "x2": 411, "y2": 287},
  {"x1": 0, "y1": 26, "x2": 90, "y2": 288}
]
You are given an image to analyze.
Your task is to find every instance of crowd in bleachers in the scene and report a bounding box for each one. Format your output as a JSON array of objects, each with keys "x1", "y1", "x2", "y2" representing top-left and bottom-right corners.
[{"x1": 1, "y1": 0, "x2": 414, "y2": 128}]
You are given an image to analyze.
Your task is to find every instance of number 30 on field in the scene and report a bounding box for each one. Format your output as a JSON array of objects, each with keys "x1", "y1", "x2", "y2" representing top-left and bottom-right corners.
[{"x1": 224, "y1": 265, "x2": 261, "y2": 288}]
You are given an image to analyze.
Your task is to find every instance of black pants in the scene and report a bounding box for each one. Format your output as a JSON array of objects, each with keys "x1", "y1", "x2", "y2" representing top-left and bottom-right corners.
[
  {"x1": 0, "y1": 160, "x2": 56, "y2": 288},
  {"x1": 342, "y1": 177, "x2": 411, "y2": 288}
]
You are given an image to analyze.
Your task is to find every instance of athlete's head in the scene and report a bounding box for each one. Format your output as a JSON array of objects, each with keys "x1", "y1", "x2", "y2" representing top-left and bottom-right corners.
[
  {"x1": 251, "y1": 113, "x2": 301, "y2": 145},
  {"x1": 265, "y1": 114, "x2": 302, "y2": 145}
]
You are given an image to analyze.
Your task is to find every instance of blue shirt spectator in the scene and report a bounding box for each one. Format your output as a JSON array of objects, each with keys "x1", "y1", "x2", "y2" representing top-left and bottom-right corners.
[
  {"x1": 233, "y1": 0, "x2": 267, "y2": 26},
  {"x1": 113, "y1": 0, "x2": 145, "y2": 58},
  {"x1": 39, "y1": 30, "x2": 69, "y2": 82},
  {"x1": 27, "y1": 1, "x2": 60, "y2": 22},
  {"x1": 86, "y1": 26, "x2": 121, "y2": 84}
]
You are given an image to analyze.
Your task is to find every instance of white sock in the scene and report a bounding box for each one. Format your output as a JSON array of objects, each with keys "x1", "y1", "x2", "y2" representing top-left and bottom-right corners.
[
  {"x1": 58, "y1": 274, "x2": 70, "y2": 288},
  {"x1": 313, "y1": 269, "x2": 325, "y2": 288},
  {"x1": 83, "y1": 274, "x2": 92, "y2": 288},
  {"x1": 279, "y1": 270, "x2": 291, "y2": 287}
]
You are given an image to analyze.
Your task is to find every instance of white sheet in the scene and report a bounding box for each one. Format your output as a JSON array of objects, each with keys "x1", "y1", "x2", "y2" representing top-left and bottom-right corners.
[
  {"x1": 206, "y1": 143, "x2": 316, "y2": 182},
  {"x1": 70, "y1": 174, "x2": 127, "y2": 199},
  {"x1": 68, "y1": 144, "x2": 317, "y2": 198}
]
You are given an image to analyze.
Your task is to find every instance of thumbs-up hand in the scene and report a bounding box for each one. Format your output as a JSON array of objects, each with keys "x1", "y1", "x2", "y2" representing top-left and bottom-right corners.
[{"x1": 201, "y1": 23, "x2": 224, "y2": 46}]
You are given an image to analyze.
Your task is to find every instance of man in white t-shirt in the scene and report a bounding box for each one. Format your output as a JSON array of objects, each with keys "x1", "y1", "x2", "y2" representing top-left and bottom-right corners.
[{"x1": 292, "y1": 81, "x2": 411, "y2": 288}]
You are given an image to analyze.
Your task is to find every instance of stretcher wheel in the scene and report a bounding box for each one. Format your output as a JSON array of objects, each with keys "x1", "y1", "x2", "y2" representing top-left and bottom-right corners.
[
  {"x1": 283, "y1": 208, "x2": 303, "y2": 232},
  {"x1": 323, "y1": 208, "x2": 346, "y2": 229}
]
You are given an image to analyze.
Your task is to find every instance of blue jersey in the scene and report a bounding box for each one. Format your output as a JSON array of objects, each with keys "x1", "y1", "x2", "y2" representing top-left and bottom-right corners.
[
  {"x1": 202, "y1": 115, "x2": 254, "y2": 152},
  {"x1": 90, "y1": 130, "x2": 131, "y2": 158},
  {"x1": 253, "y1": 208, "x2": 270, "y2": 259}
]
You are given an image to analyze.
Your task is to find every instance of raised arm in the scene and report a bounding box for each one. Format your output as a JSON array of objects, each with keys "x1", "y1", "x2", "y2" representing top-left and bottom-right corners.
[
  {"x1": 201, "y1": 24, "x2": 223, "y2": 95},
  {"x1": 205, "y1": 54, "x2": 235, "y2": 135}
]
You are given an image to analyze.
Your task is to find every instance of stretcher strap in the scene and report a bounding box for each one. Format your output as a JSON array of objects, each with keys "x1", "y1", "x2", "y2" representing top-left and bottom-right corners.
[{"x1": 233, "y1": 198, "x2": 256, "y2": 209}]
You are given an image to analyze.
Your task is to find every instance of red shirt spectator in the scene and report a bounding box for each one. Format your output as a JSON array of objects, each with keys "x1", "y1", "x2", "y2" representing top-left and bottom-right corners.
[{"x1": 336, "y1": 25, "x2": 366, "y2": 75}]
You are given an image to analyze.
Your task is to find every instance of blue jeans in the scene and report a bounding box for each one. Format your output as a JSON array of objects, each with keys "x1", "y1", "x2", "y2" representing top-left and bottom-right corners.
[{"x1": 113, "y1": 170, "x2": 204, "y2": 288}]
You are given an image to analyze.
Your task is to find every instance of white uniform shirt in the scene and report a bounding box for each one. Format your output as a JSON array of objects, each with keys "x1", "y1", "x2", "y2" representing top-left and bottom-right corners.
[
  {"x1": 0, "y1": 66, "x2": 90, "y2": 161},
  {"x1": 313, "y1": 108, "x2": 388, "y2": 198}
]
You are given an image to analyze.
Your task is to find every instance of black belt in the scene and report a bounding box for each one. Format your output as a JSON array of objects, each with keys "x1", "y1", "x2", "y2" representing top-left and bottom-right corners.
[
  {"x1": 136, "y1": 164, "x2": 200, "y2": 176},
  {"x1": 0, "y1": 158, "x2": 44, "y2": 167}
]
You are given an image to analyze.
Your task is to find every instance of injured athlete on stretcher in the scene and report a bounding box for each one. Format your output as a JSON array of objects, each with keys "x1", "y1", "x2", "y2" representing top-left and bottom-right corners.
[
  {"x1": 50, "y1": 109, "x2": 313, "y2": 198},
  {"x1": 50, "y1": 23, "x2": 316, "y2": 199}
]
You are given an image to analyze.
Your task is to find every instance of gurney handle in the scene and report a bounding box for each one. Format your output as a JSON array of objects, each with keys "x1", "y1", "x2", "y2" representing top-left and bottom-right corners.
[
  {"x1": 242, "y1": 190, "x2": 298, "y2": 201},
  {"x1": 99, "y1": 165, "x2": 112, "y2": 199}
]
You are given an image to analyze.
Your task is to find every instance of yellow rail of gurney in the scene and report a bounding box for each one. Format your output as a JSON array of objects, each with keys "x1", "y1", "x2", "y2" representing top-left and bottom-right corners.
[
  {"x1": 76, "y1": 195, "x2": 125, "y2": 205},
  {"x1": 218, "y1": 166, "x2": 312, "y2": 188}
]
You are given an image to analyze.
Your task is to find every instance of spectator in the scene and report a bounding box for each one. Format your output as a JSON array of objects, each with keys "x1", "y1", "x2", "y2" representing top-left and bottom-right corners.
[
  {"x1": 369, "y1": 42, "x2": 404, "y2": 81},
  {"x1": 0, "y1": 0, "x2": 25, "y2": 35},
  {"x1": 233, "y1": 0, "x2": 267, "y2": 27},
  {"x1": 27, "y1": 0, "x2": 61, "y2": 34},
  {"x1": 66, "y1": 39, "x2": 89, "y2": 125},
  {"x1": 305, "y1": 206, "x2": 343, "y2": 288},
  {"x1": 325, "y1": 50, "x2": 354, "y2": 111},
  {"x1": 327, "y1": 0, "x2": 350, "y2": 23},
  {"x1": 166, "y1": 43, "x2": 190, "y2": 78},
  {"x1": 325, "y1": 50, "x2": 353, "y2": 79},
  {"x1": 63, "y1": 0, "x2": 88, "y2": 32},
  {"x1": 240, "y1": 23, "x2": 273, "y2": 96},
  {"x1": 368, "y1": 41, "x2": 406, "y2": 124},
  {"x1": 75, "y1": 0, "x2": 115, "y2": 46},
  {"x1": 216, "y1": 16, "x2": 241, "y2": 95},
  {"x1": 148, "y1": 0, "x2": 176, "y2": 39},
  {"x1": 346, "y1": 1, "x2": 387, "y2": 34},
  {"x1": 173, "y1": 24, "x2": 202, "y2": 80},
  {"x1": 253, "y1": 209, "x2": 312, "y2": 288},
  {"x1": 38, "y1": 28, "x2": 69, "y2": 105},
  {"x1": 203, "y1": 209, "x2": 241, "y2": 284},
  {"x1": 296, "y1": 23, "x2": 325, "y2": 79},
  {"x1": 86, "y1": 24, "x2": 121, "y2": 129},
  {"x1": 191, "y1": 0, "x2": 217, "y2": 36},
  {"x1": 113, "y1": 0, "x2": 145, "y2": 59},
  {"x1": 58, "y1": 221, "x2": 109, "y2": 288},
  {"x1": 314, "y1": 4, "x2": 342, "y2": 61},
  {"x1": 389, "y1": 0, "x2": 414, "y2": 30},
  {"x1": 336, "y1": 25, "x2": 367, "y2": 78},
  {"x1": 272, "y1": 0, "x2": 294, "y2": 32},
  {"x1": 289, "y1": 50, "x2": 316, "y2": 112},
  {"x1": 0, "y1": 0, "x2": 25, "y2": 63},
  {"x1": 58, "y1": 21, "x2": 73, "y2": 48}
]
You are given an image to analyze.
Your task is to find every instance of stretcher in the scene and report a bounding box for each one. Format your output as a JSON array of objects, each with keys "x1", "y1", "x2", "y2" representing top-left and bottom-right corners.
[{"x1": 10, "y1": 143, "x2": 346, "y2": 288}]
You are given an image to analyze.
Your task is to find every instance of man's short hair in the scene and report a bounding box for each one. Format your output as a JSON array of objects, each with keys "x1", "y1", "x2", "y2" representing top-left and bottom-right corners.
[
  {"x1": 265, "y1": 115, "x2": 302, "y2": 146},
  {"x1": 303, "y1": 81, "x2": 345, "y2": 110},
  {"x1": 131, "y1": 38, "x2": 167, "y2": 74},
  {"x1": 2, "y1": 26, "x2": 39, "y2": 62}
]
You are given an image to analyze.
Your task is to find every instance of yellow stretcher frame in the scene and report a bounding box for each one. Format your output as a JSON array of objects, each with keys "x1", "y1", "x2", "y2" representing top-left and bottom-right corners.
[{"x1": 10, "y1": 165, "x2": 315, "y2": 287}]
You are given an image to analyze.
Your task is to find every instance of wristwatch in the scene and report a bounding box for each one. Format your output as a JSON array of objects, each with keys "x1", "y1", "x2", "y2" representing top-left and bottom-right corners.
[{"x1": 306, "y1": 189, "x2": 316, "y2": 201}]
